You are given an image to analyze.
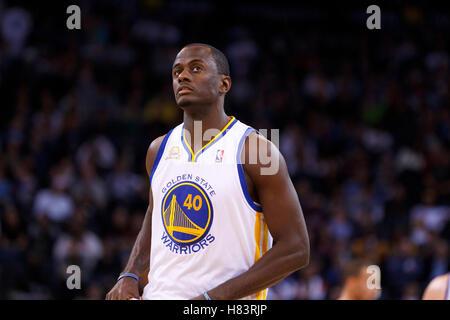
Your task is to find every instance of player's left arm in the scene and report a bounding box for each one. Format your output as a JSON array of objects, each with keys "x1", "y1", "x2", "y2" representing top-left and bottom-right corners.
[{"x1": 192, "y1": 131, "x2": 310, "y2": 300}]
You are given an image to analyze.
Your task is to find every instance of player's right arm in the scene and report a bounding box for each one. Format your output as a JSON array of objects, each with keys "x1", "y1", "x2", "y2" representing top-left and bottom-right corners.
[{"x1": 105, "y1": 135, "x2": 166, "y2": 300}]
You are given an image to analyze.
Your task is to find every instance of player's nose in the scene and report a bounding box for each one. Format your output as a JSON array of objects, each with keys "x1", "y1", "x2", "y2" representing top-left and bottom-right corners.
[{"x1": 177, "y1": 68, "x2": 192, "y2": 83}]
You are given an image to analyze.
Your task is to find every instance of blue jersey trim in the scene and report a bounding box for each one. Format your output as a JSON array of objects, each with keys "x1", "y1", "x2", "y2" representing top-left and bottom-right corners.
[
  {"x1": 194, "y1": 117, "x2": 238, "y2": 162},
  {"x1": 236, "y1": 127, "x2": 263, "y2": 212},
  {"x1": 150, "y1": 129, "x2": 173, "y2": 184},
  {"x1": 181, "y1": 126, "x2": 193, "y2": 162},
  {"x1": 181, "y1": 117, "x2": 238, "y2": 162}
]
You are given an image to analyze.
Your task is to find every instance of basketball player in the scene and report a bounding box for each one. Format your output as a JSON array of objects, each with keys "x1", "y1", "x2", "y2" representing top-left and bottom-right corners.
[
  {"x1": 422, "y1": 273, "x2": 450, "y2": 300},
  {"x1": 106, "y1": 43, "x2": 310, "y2": 300},
  {"x1": 337, "y1": 260, "x2": 380, "y2": 300}
]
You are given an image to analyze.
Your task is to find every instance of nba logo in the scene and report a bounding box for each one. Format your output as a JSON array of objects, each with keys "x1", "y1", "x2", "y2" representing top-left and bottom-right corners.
[{"x1": 215, "y1": 149, "x2": 224, "y2": 163}]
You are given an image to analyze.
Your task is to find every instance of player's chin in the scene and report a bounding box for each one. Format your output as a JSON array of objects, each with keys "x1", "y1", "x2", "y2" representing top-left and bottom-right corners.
[{"x1": 176, "y1": 95, "x2": 197, "y2": 107}]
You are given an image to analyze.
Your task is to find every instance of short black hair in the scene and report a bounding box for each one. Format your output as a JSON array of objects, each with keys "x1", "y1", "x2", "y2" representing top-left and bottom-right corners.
[{"x1": 184, "y1": 43, "x2": 230, "y2": 76}]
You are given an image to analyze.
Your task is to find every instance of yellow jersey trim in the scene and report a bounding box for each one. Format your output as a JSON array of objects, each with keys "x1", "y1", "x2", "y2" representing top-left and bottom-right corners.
[
  {"x1": 182, "y1": 116, "x2": 236, "y2": 162},
  {"x1": 254, "y1": 211, "x2": 269, "y2": 300}
]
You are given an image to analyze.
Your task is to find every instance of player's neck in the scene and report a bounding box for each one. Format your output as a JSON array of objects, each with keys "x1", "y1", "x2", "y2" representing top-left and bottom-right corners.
[{"x1": 182, "y1": 106, "x2": 231, "y2": 151}]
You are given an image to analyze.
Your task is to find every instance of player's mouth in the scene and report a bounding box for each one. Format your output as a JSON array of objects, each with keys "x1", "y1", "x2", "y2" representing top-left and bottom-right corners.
[{"x1": 178, "y1": 86, "x2": 193, "y2": 96}]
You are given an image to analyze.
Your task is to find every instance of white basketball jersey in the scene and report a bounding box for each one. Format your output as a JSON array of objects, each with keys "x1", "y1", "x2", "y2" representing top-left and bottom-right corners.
[{"x1": 142, "y1": 116, "x2": 273, "y2": 300}]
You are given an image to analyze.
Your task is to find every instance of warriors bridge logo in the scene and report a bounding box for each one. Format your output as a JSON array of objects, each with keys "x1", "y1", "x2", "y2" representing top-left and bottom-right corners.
[{"x1": 161, "y1": 180, "x2": 215, "y2": 254}]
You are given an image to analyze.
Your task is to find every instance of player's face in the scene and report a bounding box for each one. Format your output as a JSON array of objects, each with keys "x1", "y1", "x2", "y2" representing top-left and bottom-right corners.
[{"x1": 172, "y1": 46, "x2": 222, "y2": 107}]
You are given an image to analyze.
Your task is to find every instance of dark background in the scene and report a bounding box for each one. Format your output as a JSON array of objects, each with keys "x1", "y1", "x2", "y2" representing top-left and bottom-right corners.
[{"x1": 0, "y1": 0, "x2": 448, "y2": 299}]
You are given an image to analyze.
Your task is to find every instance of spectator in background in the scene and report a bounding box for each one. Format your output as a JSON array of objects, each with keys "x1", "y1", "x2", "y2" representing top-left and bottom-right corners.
[
  {"x1": 296, "y1": 259, "x2": 327, "y2": 300},
  {"x1": 104, "y1": 206, "x2": 131, "y2": 263},
  {"x1": 71, "y1": 161, "x2": 108, "y2": 211},
  {"x1": 0, "y1": 203, "x2": 28, "y2": 298},
  {"x1": 25, "y1": 214, "x2": 58, "y2": 297},
  {"x1": 75, "y1": 135, "x2": 117, "y2": 174},
  {"x1": 10, "y1": 157, "x2": 37, "y2": 213},
  {"x1": 1, "y1": 6, "x2": 32, "y2": 56},
  {"x1": 33, "y1": 167, "x2": 75, "y2": 224},
  {"x1": 402, "y1": 282, "x2": 421, "y2": 300},
  {"x1": 338, "y1": 259, "x2": 381, "y2": 300},
  {"x1": 384, "y1": 237, "x2": 424, "y2": 299},
  {"x1": 0, "y1": 203, "x2": 27, "y2": 249},
  {"x1": 328, "y1": 205, "x2": 353, "y2": 242},
  {"x1": 53, "y1": 206, "x2": 103, "y2": 287},
  {"x1": 0, "y1": 161, "x2": 12, "y2": 203},
  {"x1": 410, "y1": 189, "x2": 450, "y2": 236},
  {"x1": 106, "y1": 157, "x2": 146, "y2": 205},
  {"x1": 427, "y1": 240, "x2": 449, "y2": 280},
  {"x1": 92, "y1": 236, "x2": 123, "y2": 294}
]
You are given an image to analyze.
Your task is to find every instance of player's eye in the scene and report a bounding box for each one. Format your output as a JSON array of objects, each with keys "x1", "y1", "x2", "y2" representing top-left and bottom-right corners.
[
  {"x1": 173, "y1": 69, "x2": 182, "y2": 76},
  {"x1": 192, "y1": 65, "x2": 202, "y2": 72}
]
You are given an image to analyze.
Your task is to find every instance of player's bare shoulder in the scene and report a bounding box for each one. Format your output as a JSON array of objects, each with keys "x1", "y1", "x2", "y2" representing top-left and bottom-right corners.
[
  {"x1": 241, "y1": 130, "x2": 285, "y2": 178},
  {"x1": 145, "y1": 135, "x2": 167, "y2": 177}
]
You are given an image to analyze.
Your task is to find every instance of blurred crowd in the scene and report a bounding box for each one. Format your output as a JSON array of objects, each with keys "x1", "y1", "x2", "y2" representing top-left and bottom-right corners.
[{"x1": 0, "y1": 1, "x2": 448, "y2": 299}]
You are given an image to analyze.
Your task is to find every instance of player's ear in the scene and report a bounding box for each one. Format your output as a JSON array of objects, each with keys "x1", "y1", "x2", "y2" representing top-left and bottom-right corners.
[{"x1": 219, "y1": 75, "x2": 231, "y2": 95}]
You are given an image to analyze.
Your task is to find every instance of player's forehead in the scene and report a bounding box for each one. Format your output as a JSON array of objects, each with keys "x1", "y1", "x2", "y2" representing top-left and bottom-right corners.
[{"x1": 172, "y1": 45, "x2": 214, "y2": 67}]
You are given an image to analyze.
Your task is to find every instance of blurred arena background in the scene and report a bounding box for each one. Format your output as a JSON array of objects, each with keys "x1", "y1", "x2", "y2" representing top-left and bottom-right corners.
[{"x1": 0, "y1": 0, "x2": 448, "y2": 300}]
